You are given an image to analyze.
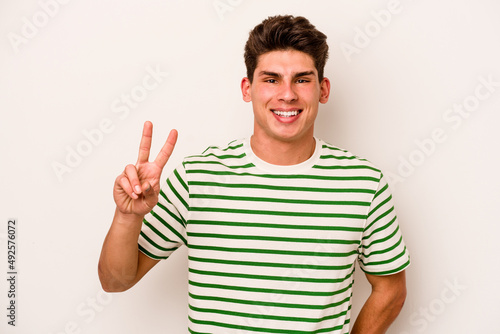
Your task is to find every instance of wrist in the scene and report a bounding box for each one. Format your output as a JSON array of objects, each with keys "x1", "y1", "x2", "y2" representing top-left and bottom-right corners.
[{"x1": 113, "y1": 207, "x2": 144, "y2": 227}]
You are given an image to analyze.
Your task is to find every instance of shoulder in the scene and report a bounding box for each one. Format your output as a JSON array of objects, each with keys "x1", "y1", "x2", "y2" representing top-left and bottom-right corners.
[
  {"x1": 316, "y1": 138, "x2": 383, "y2": 178},
  {"x1": 182, "y1": 138, "x2": 248, "y2": 167}
]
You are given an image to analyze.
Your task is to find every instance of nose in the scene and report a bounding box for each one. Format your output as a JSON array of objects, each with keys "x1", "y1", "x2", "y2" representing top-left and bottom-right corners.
[{"x1": 278, "y1": 81, "x2": 298, "y2": 102}]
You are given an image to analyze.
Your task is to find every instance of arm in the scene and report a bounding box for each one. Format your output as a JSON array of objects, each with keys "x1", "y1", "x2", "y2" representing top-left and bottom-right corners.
[
  {"x1": 98, "y1": 209, "x2": 159, "y2": 292},
  {"x1": 350, "y1": 270, "x2": 407, "y2": 334},
  {"x1": 98, "y1": 121, "x2": 177, "y2": 292}
]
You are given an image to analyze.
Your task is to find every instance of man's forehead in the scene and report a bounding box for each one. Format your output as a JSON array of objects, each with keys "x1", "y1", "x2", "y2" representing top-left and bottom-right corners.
[{"x1": 254, "y1": 50, "x2": 318, "y2": 77}]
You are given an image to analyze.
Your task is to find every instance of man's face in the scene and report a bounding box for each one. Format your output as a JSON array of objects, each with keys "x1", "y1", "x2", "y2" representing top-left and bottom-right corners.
[{"x1": 241, "y1": 50, "x2": 330, "y2": 144}]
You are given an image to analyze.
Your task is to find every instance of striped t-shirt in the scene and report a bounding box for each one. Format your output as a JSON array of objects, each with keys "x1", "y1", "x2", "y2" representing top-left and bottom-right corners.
[{"x1": 138, "y1": 137, "x2": 410, "y2": 334}]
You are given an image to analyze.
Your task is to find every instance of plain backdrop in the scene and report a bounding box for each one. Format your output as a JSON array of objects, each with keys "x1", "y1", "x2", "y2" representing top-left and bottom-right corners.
[{"x1": 1, "y1": 0, "x2": 499, "y2": 333}]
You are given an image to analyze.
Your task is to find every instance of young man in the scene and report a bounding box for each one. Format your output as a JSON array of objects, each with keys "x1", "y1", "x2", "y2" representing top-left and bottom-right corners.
[{"x1": 99, "y1": 15, "x2": 410, "y2": 333}]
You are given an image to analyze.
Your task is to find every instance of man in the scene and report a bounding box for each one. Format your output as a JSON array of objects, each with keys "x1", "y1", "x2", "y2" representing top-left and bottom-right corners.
[{"x1": 98, "y1": 15, "x2": 409, "y2": 333}]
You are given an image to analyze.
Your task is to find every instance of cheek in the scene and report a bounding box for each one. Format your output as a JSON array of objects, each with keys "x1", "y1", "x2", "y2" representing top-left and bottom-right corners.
[
  {"x1": 301, "y1": 88, "x2": 320, "y2": 101},
  {"x1": 252, "y1": 86, "x2": 276, "y2": 102}
]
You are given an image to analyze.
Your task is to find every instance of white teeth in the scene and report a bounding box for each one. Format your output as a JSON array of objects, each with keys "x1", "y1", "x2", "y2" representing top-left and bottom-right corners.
[{"x1": 272, "y1": 110, "x2": 300, "y2": 117}]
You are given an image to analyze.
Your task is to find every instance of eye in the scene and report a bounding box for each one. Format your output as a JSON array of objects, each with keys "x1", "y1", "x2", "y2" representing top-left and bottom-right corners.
[
  {"x1": 266, "y1": 79, "x2": 277, "y2": 83},
  {"x1": 296, "y1": 79, "x2": 309, "y2": 83}
]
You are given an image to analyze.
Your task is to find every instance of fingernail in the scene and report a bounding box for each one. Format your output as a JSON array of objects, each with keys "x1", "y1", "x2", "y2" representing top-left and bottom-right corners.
[
  {"x1": 134, "y1": 185, "x2": 141, "y2": 193},
  {"x1": 131, "y1": 193, "x2": 139, "y2": 199}
]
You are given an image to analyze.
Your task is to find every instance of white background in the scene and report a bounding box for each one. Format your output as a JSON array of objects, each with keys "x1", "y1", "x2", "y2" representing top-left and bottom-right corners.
[{"x1": 1, "y1": 0, "x2": 499, "y2": 333}]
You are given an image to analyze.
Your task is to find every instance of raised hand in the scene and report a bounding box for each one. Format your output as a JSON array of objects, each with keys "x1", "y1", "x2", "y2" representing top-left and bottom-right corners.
[{"x1": 113, "y1": 121, "x2": 178, "y2": 217}]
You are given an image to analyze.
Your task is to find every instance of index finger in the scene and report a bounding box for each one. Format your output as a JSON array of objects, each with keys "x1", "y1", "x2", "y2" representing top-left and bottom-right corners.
[
  {"x1": 154, "y1": 129, "x2": 178, "y2": 168},
  {"x1": 137, "y1": 121, "x2": 153, "y2": 163}
]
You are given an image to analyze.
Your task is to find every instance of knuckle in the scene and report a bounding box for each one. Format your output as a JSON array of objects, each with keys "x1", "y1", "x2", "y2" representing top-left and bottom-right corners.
[
  {"x1": 116, "y1": 175, "x2": 128, "y2": 188},
  {"x1": 119, "y1": 178, "x2": 129, "y2": 189},
  {"x1": 159, "y1": 150, "x2": 171, "y2": 160},
  {"x1": 124, "y1": 165, "x2": 139, "y2": 178}
]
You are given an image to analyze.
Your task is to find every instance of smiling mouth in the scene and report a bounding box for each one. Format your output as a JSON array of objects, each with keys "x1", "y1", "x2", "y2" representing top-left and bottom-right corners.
[{"x1": 271, "y1": 109, "x2": 302, "y2": 117}]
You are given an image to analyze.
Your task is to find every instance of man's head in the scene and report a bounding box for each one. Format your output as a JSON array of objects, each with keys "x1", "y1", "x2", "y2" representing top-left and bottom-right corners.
[
  {"x1": 240, "y1": 15, "x2": 331, "y2": 151},
  {"x1": 244, "y1": 15, "x2": 329, "y2": 83}
]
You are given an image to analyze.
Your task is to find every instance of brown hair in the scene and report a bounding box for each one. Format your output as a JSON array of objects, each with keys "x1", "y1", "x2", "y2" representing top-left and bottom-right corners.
[{"x1": 244, "y1": 15, "x2": 329, "y2": 83}]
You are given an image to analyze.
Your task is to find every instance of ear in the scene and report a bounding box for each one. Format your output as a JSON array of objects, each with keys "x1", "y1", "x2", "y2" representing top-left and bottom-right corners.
[
  {"x1": 319, "y1": 77, "x2": 331, "y2": 104},
  {"x1": 241, "y1": 77, "x2": 252, "y2": 102}
]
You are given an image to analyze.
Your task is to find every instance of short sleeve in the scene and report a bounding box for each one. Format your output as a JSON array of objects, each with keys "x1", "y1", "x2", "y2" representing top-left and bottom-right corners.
[
  {"x1": 138, "y1": 163, "x2": 190, "y2": 260},
  {"x1": 357, "y1": 173, "x2": 410, "y2": 275}
]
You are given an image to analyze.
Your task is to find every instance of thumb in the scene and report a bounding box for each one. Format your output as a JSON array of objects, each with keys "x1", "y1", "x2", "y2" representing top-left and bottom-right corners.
[
  {"x1": 141, "y1": 181, "x2": 158, "y2": 210},
  {"x1": 142, "y1": 181, "x2": 153, "y2": 195}
]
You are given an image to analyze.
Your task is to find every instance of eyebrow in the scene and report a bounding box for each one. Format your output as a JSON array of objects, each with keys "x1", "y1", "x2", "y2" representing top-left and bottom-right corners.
[
  {"x1": 258, "y1": 70, "x2": 316, "y2": 79},
  {"x1": 294, "y1": 71, "x2": 315, "y2": 78}
]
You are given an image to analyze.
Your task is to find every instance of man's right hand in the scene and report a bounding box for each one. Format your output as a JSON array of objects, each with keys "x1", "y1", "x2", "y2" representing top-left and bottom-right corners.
[{"x1": 113, "y1": 121, "x2": 178, "y2": 217}]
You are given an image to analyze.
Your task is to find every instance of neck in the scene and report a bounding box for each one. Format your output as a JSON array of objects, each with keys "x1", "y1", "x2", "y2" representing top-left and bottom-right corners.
[{"x1": 250, "y1": 135, "x2": 316, "y2": 166}]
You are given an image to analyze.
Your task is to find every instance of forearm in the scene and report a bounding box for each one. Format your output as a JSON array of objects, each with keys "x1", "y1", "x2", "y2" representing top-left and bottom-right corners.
[
  {"x1": 98, "y1": 208, "x2": 144, "y2": 292},
  {"x1": 351, "y1": 275, "x2": 407, "y2": 334}
]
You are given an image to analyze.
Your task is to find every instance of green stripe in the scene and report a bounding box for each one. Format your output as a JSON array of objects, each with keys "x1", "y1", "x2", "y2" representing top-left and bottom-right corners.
[
  {"x1": 360, "y1": 247, "x2": 407, "y2": 267},
  {"x1": 187, "y1": 181, "x2": 376, "y2": 194},
  {"x1": 320, "y1": 155, "x2": 359, "y2": 160},
  {"x1": 362, "y1": 235, "x2": 403, "y2": 258},
  {"x1": 188, "y1": 316, "x2": 348, "y2": 334},
  {"x1": 189, "y1": 279, "x2": 352, "y2": 297},
  {"x1": 156, "y1": 195, "x2": 185, "y2": 227},
  {"x1": 139, "y1": 231, "x2": 178, "y2": 252},
  {"x1": 188, "y1": 291, "x2": 353, "y2": 310},
  {"x1": 138, "y1": 244, "x2": 168, "y2": 260},
  {"x1": 189, "y1": 267, "x2": 352, "y2": 283},
  {"x1": 174, "y1": 168, "x2": 189, "y2": 192},
  {"x1": 188, "y1": 243, "x2": 358, "y2": 258},
  {"x1": 188, "y1": 256, "x2": 353, "y2": 271},
  {"x1": 373, "y1": 182, "x2": 388, "y2": 200},
  {"x1": 142, "y1": 217, "x2": 177, "y2": 244},
  {"x1": 362, "y1": 258, "x2": 410, "y2": 275},
  {"x1": 186, "y1": 169, "x2": 379, "y2": 182},
  {"x1": 190, "y1": 194, "x2": 370, "y2": 207},
  {"x1": 167, "y1": 178, "x2": 189, "y2": 213},
  {"x1": 188, "y1": 329, "x2": 211, "y2": 334},
  {"x1": 188, "y1": 152, "x2": 246, "y2": 160},
  {"x1": 361, "y1": 224, "x2": 400, "y2": 250},
  {"x1": 367, "y1": 193, "x2": 392, "y2": 218},
  {"x1": 321, "y1": 144, "x2": 345, "y2": 152},
  {"x1": 187, "y1": 232, "x2": 360, "y2": 245},
  {"x1": 188, "y1": 219, "x2": 363, "y2": 232},
  {"x1": 200, "y1": 142, "x2": 243, "y2": 154},
  {"x1": 312, "y1": 164, "x2": 380, "y2": 172},
  {"x1": 190, "y1": 206, "x2": 366, "y2": 219},
  {"x1": 189, "y1": 304, "x2": 349, "y2": 323},
  {"x1": 364, "y1": 206, "x2": 395, "y2": 233},
  {"x1": 362, "y1": 216, "x2": 397, "y2": 241},
  {"x1": 184, "y1": 160, "x2": 255, "y2": 169},
  {"x1": 149, "y1": 211, "x2": 187, "y2": 245}
]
